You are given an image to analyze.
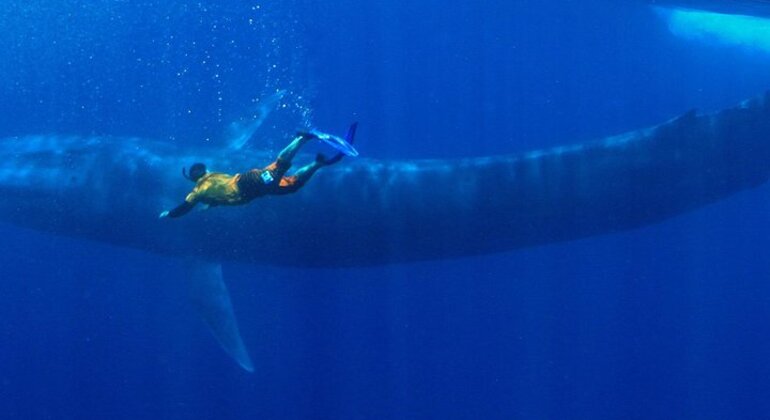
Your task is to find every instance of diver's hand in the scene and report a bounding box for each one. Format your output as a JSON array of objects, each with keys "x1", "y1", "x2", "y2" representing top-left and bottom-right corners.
[{"x1": 159, "y1": 210, "x2": 170, "y2": 219}]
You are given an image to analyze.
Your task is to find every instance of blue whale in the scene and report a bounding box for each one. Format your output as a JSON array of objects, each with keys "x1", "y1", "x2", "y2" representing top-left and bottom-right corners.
[
  {"x1": 648, "y1": 0, "x2": 770, "y2": 17},
  {"x1": 2, "y1": 93, "x2": 769, "y2": 371}
]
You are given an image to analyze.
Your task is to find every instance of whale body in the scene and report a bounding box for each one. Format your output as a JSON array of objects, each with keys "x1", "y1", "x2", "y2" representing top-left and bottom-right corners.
[
  {"x1": 2, "y1": 94, "x2": 769, "y2": 267},
  {"x1": 649, "y1": 0, "x2": 770, "y2": 17},
  {"x1": 3, "y1": 93, "x2": 769, "y2": 370}
]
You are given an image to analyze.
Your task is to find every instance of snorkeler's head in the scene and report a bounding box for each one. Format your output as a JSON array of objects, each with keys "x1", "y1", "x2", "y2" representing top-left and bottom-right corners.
[{"x1": 183, "y1": 163, "x2": 207, "y2": 182}]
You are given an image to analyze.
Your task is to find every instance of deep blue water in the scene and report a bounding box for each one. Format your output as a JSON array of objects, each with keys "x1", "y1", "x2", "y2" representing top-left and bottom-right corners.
[{"x1": 2, "y1": 1, "x2": 770, "y2": 418}]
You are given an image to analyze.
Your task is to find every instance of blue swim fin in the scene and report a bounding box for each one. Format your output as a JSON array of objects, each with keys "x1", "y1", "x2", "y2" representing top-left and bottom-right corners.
[
  {"x1": 345, "y1": 122, "x2": 358, "y2": 146},
  {"x1": 317, "y1": 122, "x2": 358, "y2": 165},
  {"x1": 310, "y1": 123, "x2": 359, "y2": 157}
]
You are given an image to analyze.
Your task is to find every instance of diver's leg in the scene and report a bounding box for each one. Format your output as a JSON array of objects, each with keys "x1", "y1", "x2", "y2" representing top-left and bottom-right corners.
[
  {"x1": 258, "y1": 133, "x2": 315, "y2": 182},
  {"x1": 292, "y1": 161, "x2": 323, "y2": 184},
  {"x1": 276, "y1": 133, "x2": 314, "y2": 164},
  {"x1": 274, "y1": 159, "x2": 325, "y2": 195}
]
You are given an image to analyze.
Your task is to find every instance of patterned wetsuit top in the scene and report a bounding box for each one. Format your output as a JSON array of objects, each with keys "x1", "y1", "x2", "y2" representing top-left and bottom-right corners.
[{"x1": 185, "y1": 172, "x2": 245, "y2": 206}]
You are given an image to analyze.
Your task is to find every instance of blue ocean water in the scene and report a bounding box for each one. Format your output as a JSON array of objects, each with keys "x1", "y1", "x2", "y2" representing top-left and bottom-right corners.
[{"x1": 1, "y1": 1, "x2": 770, "y2": 418}]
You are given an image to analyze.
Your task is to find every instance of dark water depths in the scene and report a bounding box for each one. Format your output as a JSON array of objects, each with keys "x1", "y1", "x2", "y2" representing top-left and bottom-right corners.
[{"x1": 1, "y1": 1, "x2": 770, "y2": 418}]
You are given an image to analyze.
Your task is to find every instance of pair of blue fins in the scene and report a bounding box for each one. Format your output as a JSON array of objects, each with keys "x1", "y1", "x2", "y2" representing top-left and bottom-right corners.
[{"x1": 309, "y1": 122, "x2": 359, "y2": 158}]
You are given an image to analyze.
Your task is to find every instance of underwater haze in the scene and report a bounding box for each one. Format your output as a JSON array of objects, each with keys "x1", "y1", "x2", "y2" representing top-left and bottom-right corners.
[{"x1": 2, "y1": 0, "x2": 770, "y2": 419}]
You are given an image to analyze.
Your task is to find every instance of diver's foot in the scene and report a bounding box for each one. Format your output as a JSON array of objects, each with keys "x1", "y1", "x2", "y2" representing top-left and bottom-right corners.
[
  {"x1": 316, "y1": 152, "x2": 344, "y2": 166},
  {"x1": 296, "y1": 130, "x2": 318, "y2": 141}
]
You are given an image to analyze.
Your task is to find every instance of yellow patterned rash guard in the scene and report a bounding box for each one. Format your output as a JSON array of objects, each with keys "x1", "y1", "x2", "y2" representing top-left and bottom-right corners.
[{"x1": 185, "y1": 172, "x2": 245, "y2": 206}]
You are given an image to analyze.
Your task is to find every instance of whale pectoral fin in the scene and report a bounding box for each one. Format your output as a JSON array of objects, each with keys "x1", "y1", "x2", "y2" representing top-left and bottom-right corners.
[
  {"x1": 225, "y1": 89, "x2": 286, "y2": 151},
  {"x1": 188, "y1": 261, "x2": 254, "y2": 372}
]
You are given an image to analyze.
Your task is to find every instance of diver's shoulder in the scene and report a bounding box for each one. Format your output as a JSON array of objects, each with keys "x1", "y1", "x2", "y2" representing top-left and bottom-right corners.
[{"x1": 202, "y1": 172, "x2": 233, "y2": 181}]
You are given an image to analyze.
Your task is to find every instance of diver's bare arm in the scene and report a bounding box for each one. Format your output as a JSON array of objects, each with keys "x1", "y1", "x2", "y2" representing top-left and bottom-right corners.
[{"x1": 166, "y1": 201, "x2": 196, "y2": 218}]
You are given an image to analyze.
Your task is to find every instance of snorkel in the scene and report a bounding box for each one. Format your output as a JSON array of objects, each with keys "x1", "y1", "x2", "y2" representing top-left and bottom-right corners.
[{"x1": 182, "y1": 163, "x2": 208, "y2": 182}]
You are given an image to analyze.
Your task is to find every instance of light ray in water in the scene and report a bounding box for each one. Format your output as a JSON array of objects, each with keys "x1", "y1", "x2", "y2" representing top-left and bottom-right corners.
[{"x1": 657, "y1": 7, "x2": 770, "y2": 52}]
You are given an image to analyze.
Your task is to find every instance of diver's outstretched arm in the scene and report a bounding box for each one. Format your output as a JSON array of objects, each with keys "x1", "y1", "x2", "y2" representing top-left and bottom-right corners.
[{"x1": 161, "y1": 201, "x2": 196, "y2": 219}]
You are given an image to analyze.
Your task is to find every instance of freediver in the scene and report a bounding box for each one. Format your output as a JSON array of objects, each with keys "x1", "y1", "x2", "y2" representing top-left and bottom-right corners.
[{"x1": 159, "y1": 124, "x2": 357, "y2": 219}]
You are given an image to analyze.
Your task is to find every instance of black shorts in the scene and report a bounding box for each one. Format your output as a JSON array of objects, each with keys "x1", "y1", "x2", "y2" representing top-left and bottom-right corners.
[{"x1": 236, "y1": 158, "x2": 292, "y2": 199}]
